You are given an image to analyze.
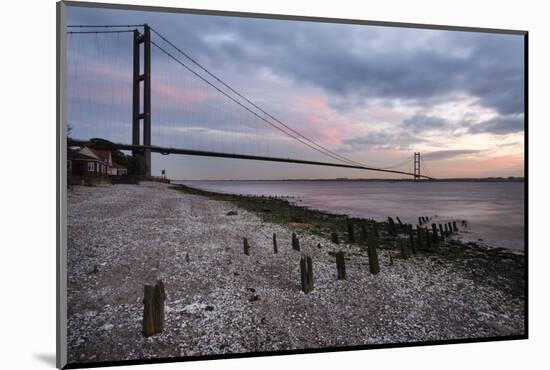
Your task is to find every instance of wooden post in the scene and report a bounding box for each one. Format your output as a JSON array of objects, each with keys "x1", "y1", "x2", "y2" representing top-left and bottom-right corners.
[
  {"x1": 292, "y1": 232, "x2": 300, "y2": 251},
  {"x1": 243, "y1": 237, "x2": 250, "y2": 255},
  {"x1": 439, "y1": 224, "x2": 445, "y2": 240},
  {"x1": 452, "y1": 221, "x2": 458, "y2": 232},
  {"x1": 408, "y1": 225, "x2": 417, "y2": 255},
  {"x1": 387, "y1": 217, "x2": 397, "y2": 235},
  {"x1": 416, "y1": 225, "x2": 424, "y2": 250},
  {"x1": 347, "y1": 220, "x2": 355, "y2": 243},
  {"x1": 360, "y1": 223, "x2": 368, "y2": 242},
  {"x1": 142, "y1": 280, "x2": 166, "y2": 337},
  {"x1": 366, "y1": 234, "x2": 381, "y2": 275},
  {"x1": 331, "y1": 232, "x2": 339, "y2": 244},
  {"x1": 273, "y1": 233, "x2": 278, "y2": 254},
  {"x1": 418, "y1": 216, "x2": 422, "y2": 225},
  {"x1": 300, "y1": 255, "x2": 314, "y2": 293},
  {"x1": 335, "y1": 251, "x2": 347, "y2": 280},
  {"x1": 425, "y1": 229, "x2": 432, "y2": 250},
  {"x1": 399, "y1": 239, "x2": 408, "y2": 259},
  {"x1": 396, "y1": 216, "x2": 404, "y2": 231},
  {"x1": 447, "y1": 222, "x2": 453, "y2": 235},
  {"x1": 444, "y1": 223, "x2": 450, "y2": 236},
  {"x1": 373, "y1": 222, "x2": 379, "y2": 238},
  {"x1": 431, "y1": 224, "x2": 439, "y2": 242}
]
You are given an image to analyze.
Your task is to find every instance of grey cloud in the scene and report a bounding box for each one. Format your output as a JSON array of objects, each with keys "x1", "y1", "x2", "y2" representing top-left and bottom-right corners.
[
  {"x1": 69, "y1": 6, "x2": 524, "y2": 117},
  {"x1": 200, "y1": 22, "x2": 525, "y2": 116},
  {"x1": 343, "y1": 131, "x2": 426, "y2": 151},
  {"x1": 468, "y1": 114, "x2": 524, "y2": 135},
  {"x1": 402, "y1": 114, "x2": 450, "y2": 132},
  {"x1": 68, "y1": 6, "x2": 526, "y2": 150},
  {"x1": 422, "y1": 149, "x2": 482, "y2": 160}
]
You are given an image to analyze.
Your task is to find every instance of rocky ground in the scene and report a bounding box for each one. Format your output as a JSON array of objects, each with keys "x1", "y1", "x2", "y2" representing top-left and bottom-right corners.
[{"x1": 66, "y1": 182, "x2": 525, "y2": 365}]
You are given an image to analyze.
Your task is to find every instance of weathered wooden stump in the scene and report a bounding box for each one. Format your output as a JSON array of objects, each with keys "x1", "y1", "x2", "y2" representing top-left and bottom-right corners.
[
  {"x1": 335, "y1": 251, "x2": 347, "y2": 280},
  {"x1": 399, "y1": 239, "x2": 408, "y2": 259},
  {"x1": 366, "y1": 234, "x2": 381, "y2": 275},
  {"x1": 447, "y1": 222, "x2": 453, "y2": 235},
  {"x1": 408, "y1": 225, "x2": 417, "y2": 255},
  {"x1": 416, "y1": 225, "x2": 425, "y2": 250},
  {"x1": 425, "y1": 229, "x2": 432, "y2": 250},
  {"x1": 292, "y1": 232, "x2": 300, "y2": 251},
  {"x1": 439, "y1": 224, "x2": 445, "y2": 240},
  {"x1": 431, "y1": 224, "x2": 439, "y2": 242},
  {"x1": 452, "y1": 221, "x2": 458, "y2": 232},
  {"x1": 331, "y1": 232, "x2": 339, "y2": 244},
  {"x1": 418, "y1": 216, "x2": 423, "y2": 225},
  {"x1": 142, "y1": 280, "x2": 166, "y2": 337},
  {"x1": 300, "y1": 255, "x2": 314, "y2": 293},
  {"x1": 444, "y1": 223, "x2": 450, "y2": 236},
  {"x1": 360, "y1": 223, "x2": 368, "y2": 241},
  {"x1": 396, "y1": 216, "x2": 404, "y2": 231},
  {"x1": 243, "y1": 237, "x2": 250, "y2": 255},
  {"x1": 347, "y1": 220, "x2": 355, "y2": 243},
  {"x1": 387, "y1": 217, "x2": 397, "y2": 235},
  {"x1": 273, "y1": 233, "x2": 278, "y2": 254}
]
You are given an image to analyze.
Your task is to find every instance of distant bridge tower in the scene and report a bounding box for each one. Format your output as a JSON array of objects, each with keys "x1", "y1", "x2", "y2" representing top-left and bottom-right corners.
[
  {"x1": 132, "y1": 24, "x2": 152, "y2": 176},
  {"x1": 414, "y1": 152, "x2": 421, "y2": 180}
]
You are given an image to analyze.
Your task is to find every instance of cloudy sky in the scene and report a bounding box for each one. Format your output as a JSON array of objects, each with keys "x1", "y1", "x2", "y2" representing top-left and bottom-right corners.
[{"x1": 67, "y1": 5, "x2": 525, "y2": 180}]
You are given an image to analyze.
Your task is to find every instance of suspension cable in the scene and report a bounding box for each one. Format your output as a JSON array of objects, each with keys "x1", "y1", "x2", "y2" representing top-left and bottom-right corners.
[
  {"x1": 149, "y1": 26, "x2": 377, "y2": 168},
  {"x1": 67, "y1": 30, "x2": 136, "y2": 34},
  {"x1": 151, "y1": 40, "x2": 360, "y2": 165},
  {"x1": 67, "y1": 24, "x2": 145, "y2": 28}
]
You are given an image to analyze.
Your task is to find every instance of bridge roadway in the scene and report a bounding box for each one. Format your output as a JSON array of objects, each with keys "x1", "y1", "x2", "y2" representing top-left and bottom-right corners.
[{"x1": 67, "y1": 138, "x2": 434, "y2": 180}]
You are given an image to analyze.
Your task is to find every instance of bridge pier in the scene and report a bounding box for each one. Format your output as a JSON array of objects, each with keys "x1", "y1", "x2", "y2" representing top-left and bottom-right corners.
[
  {"x1": 414, "y1": 152, "x2": 421, "y2": 180},
  {"x1": 132, "y1": 24, "x2": 152, "y2": 176}
]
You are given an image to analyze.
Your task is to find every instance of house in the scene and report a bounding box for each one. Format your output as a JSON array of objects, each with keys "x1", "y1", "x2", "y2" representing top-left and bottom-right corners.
[
  {"x1": 111, "y1": 162, "x2": 128, "y2": 176},
  {"x1": 79, "y1": 147, "x2": 127, "y2": 176},
  {"x1": 67, "y1": 149, "x2": 109, "y2": 184}
]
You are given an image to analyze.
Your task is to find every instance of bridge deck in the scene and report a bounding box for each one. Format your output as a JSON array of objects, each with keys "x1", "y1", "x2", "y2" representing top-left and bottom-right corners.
[{"x1": 67, "y1": 139, "x2": 434, "y2": 180}]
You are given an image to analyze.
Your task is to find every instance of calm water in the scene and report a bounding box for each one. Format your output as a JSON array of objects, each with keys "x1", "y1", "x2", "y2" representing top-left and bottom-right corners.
[{"x1": 176, "y1": 180, "x2": 525, "y2": 251}]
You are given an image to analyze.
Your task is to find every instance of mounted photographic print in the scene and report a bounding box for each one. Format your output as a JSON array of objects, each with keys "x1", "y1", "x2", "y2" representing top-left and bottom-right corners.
[{"x1": 57, "y1": 1, "x2": 527, "y2": 368}]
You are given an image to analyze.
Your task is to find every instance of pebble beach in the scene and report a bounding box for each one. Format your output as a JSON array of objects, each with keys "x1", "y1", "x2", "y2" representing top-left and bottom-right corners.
[{"x1": 66, "y1": 181, "x2": 525, "y2": 365}]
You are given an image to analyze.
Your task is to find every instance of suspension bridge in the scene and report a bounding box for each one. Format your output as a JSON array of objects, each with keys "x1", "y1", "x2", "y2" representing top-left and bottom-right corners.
[{"x1": 65, "y1": 24, "x2": 434, "y2": 180}]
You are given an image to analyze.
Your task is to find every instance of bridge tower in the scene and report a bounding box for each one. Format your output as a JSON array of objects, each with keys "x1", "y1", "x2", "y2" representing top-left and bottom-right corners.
[
  {"x1": 132, "y1": 24, "x2": 151, "y2": 176},
  {"x1": 413, "y1": 152, "x2": 421, "y2": 180}
]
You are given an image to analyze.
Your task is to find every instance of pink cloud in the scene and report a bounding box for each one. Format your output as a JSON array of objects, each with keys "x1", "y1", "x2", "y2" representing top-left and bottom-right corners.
[
  {"x1": 292, "y1": 93, "x2": 364, "y2": 147},
  {"x1": 151, "y1": 81, "x2": 208, "y2": 106},
  {"x1": 68, "y1": 62, "x2": 132, "y2": 106},
  {"x1": 67, "y1": 61, "x2": 209, "y2": 110}
]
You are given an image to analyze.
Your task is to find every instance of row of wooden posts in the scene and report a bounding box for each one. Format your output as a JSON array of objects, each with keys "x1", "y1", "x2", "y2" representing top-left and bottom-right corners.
[
  {"x1": 243, "y1": 226, "x2": 383, "y2": 294},
  {"x1": 246, "y1": 217, "x2": 461, "y2": 294},
  {"x1": 142, "y1": 216, "x2": 462, "y2": 336}
]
